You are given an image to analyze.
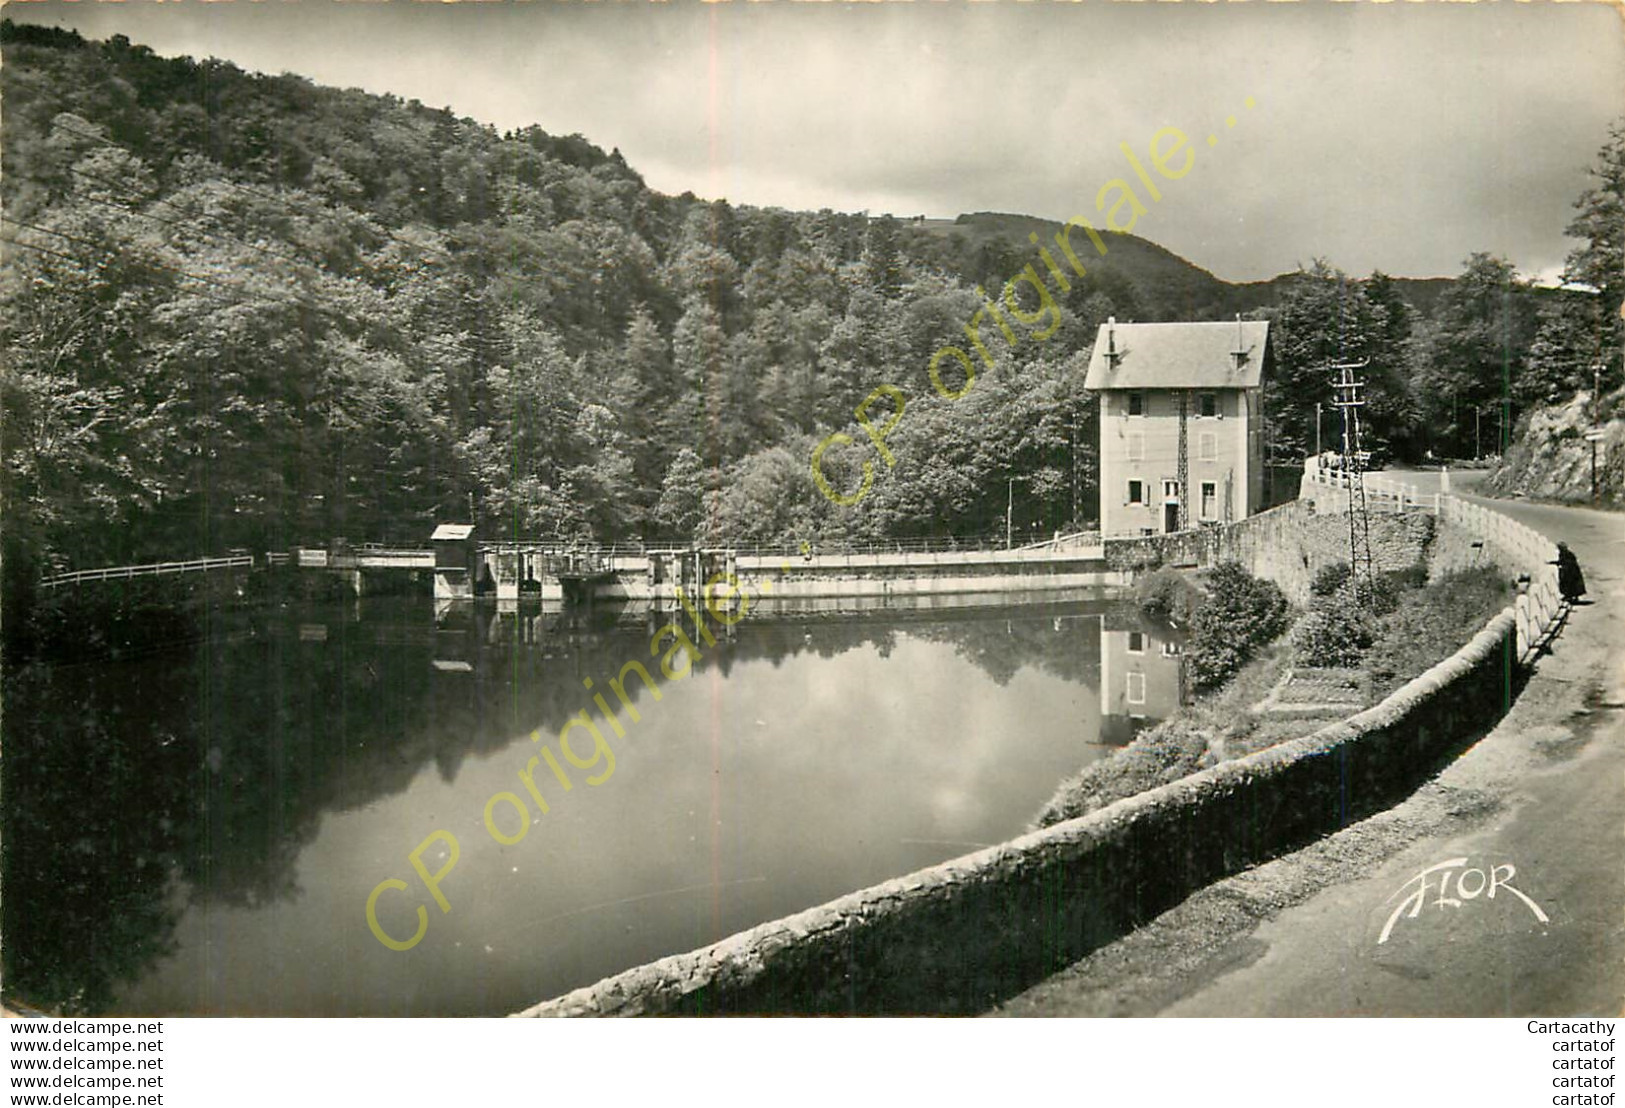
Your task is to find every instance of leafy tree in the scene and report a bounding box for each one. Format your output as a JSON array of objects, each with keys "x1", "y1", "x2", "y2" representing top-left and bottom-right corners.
[
  {"x1": 1519, "y1": 119, "x2": 1625, "y2": 409},
  {"x1": 861, "y1": 214, "x2": 904, "y2": 299},
  {"x1": 7, "y1": 20, "x2": 1574, "y2": 580},
  {"x1": 1263, "y1": 262, "x2": 1390, "y2": 460},
  {"x1": 1412, "y1": 254, "x2": 1538, "y2": 458},
  {"x1": 602, "y1": 309, "x2": 674, "y2": 494},
  {"x1": 1564, "y1": 119, "x2": 1625, "y2": 326},
  {"x1": 652, "y1": 447, "x2": 709, "y2": 540},
  {"x1": 700, "y1": 442, "x2": 830, "y2": 545},
  {"x1": 1516, "y1": 291, "x2": 1611, "y2": 407},
  {"x1": 1361, "y1": 272, "x2": 1422, "y2": 458}
]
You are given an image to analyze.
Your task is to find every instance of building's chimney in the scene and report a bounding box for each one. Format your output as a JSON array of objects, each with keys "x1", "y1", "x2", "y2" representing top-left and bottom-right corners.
[{"x1": 1107, "y1": 317, "x2": 1116, "y2": 356}]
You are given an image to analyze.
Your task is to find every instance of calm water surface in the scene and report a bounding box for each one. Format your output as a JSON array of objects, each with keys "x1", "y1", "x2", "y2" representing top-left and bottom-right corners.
[{"x1": 2, "y1": 594, "x2": 1184, "y2": 1016}]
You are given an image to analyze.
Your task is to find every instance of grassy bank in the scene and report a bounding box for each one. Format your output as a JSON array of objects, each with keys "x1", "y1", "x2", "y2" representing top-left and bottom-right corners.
[
  {"x1": 1033, "y1": 640, "x2": 1294, "y2": 827},
  {"x1": 1033, "y1": 563, "x2": 1511, "y2": 830},
  {"x1": 1365, "y1": 568, "x2": 1512, "y2": 697},
  {"x1": 1033, "y1": 564, "x2": 1289, "y2": 828}
]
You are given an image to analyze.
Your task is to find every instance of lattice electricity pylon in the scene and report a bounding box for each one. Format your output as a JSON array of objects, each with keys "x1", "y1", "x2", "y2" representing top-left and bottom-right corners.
[
  {"x1": 1327, "y1": 359, "x2": 1376, "y2": 599},
  {"x1": 1176, "y1": 389, "x2": 1190, "y2": 531}
]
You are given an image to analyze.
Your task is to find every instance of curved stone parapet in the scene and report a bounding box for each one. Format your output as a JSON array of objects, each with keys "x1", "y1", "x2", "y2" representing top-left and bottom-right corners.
[
  {"x1": 515, "y1": 609, "x2": 1520, "y2": 1017},
  {"x1": 1436, "y1": 496, "x2": 1565, "y2": 661},
  {"x1": 512, "y1": 490, "x2": 1564, "y2": 1018}
]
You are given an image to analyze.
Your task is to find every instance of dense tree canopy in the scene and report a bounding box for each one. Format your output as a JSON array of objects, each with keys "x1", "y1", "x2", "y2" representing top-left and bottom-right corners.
[
  {"x1": 1, "y1": 21, "x2": 1615, "y2": 595},
  {"x1": 0, "y1": 21, "x2": 1145, "y2": 581}
]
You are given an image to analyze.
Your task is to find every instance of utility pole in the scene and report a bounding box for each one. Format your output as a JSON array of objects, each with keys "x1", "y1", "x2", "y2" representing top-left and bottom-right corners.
[
  {"x1": 1593, "y1": 363, "x2": 1603, "y2": 505},
  {"x1": 1069, "y1": 396, "x2": 1080, "y2": 528},
  {"x1": 1315, "y1": 402, "x2": 1323, "y2": 458},
  {"x1": 1176, "y1": 389, "x2": 1190, "y2": 531},
  {"x1": 1327, "y1": 359, "x2": 1375, "y2": 598},
  {"x1": 1006, "y1": 477, "x2": 1014, "y2": 550}
]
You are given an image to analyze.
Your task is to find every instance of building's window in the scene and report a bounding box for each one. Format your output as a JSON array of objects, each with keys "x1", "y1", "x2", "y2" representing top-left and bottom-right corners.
[
  {"x1": 1161, "y1": 641, "x2": 1181, "y2": 657},
  {"x1": 1126, "y1": 672, "x2": 1146, "y2": 705},
  {"x1": 1127, "y1": 431, "x2": 1145, "y2": 461},
  {"x1": 1127, "y1": 631, "x2": 1145, "y2": 654},
  {"x1": 1199, "y1": 392, "x2": 1218, "y2": 418},
  {"x1": 1201, "y1": 481, "x2": 1217, "y2": 520},
  {"x1": 1199, "y1": 432, "x2": 1217, "y2": 462},
  {"x1": 1128, "y1": 391, "x2": 1145, "y2": 416},
  {"x1": 1163, "y1": 480, "x2": 1180, "y2": 501},
  {"x1": 1128, "y1": 479, "x2": 1145, "y2": 504}
]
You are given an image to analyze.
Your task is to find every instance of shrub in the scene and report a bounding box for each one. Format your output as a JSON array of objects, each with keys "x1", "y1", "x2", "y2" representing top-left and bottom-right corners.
[
  {"x1": 1188, "y1": 623, "x2": 1245, "y2": 690},
  {"x1": 1310, "y1": 561, "x2": 1352, "y2": 598},
  {"x1": 1034, "y1": 717, "x2": 1213, "y2": 827},
  {"x1": 1205, "y1": 561, "x2": 1291, "y2": 639},
  {"x1": 1135, "y1": 568, "x2": 1202, "y2": 626},
  {"x1": 1291, "y1": 592, "x2": 1378, "y2": 667},
  {"x1": 1382, "y1": 564, "x2": 1429, "y2": 591},
  {"x1": 1349, "y1": 574, "x2": 1402, "y2": 616},
  {"x1": 1365, "y1": 566, "x2": 1512, "y2": 692},
  {"x1": 1314, "y1": 562, "x2": 1422, "y2": 617},
  {"x1": 1188, "y1": 562, "x2": 1291, "y2": 690}
]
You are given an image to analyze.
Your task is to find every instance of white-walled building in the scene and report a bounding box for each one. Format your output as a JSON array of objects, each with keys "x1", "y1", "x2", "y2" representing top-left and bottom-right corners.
[{"x1": 1083, "y1": 318, "x2": 1270, "y2": 536}]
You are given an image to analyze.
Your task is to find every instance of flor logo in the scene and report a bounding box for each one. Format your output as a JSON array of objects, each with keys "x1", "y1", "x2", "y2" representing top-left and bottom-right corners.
[{"x1": 1379, "y1": 856, "x2": 1550, "y2": 945}]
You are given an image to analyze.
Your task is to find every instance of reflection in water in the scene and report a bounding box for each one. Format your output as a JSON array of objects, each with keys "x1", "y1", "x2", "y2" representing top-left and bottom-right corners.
[
  {"x1": 1099, "y1": 611, "x2": 1188, "y2": 746},
  {"x1": 4, "y1": 593, "x2": 1149, "y2": 1016}
]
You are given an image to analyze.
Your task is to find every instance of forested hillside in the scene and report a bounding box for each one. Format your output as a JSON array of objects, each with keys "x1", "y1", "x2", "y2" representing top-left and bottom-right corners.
[
  {"x1": 3, "y1": 21, "x2": 1614, "y2": 593},
  {"x1": 0, "y1": 21, "x2": 1131, "y2": 578}
]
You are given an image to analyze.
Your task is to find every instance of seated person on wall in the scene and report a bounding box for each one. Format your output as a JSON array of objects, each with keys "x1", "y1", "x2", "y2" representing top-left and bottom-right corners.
[{"x1": 1549, "y1": 542, "x2": 1588, "y2": 604}]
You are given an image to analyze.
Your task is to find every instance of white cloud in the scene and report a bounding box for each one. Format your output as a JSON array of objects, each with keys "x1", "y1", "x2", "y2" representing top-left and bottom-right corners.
[{"x1": 16, "y1": 0, "x2": 1621, "y2": 282}]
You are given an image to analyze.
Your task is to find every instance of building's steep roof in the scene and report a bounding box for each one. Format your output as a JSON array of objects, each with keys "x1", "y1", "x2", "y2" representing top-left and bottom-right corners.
[{"x1": 1082, "y1": 319, "x2": 1269, "y2": 391}]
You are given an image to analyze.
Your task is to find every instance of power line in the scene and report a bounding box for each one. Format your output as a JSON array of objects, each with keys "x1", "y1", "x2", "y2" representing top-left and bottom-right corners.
[
  {"x1": 49, "y1": 115, "x2": 459, "y2": 267},
  {"x1": 27, "y1": 122, "x2": 549, "y2": 370},
  {"x1": 3, "y1": 216, "x2": 488, "y2": 367},
  {"x1": 2, "y1": 234, "x2": 106, "y2": 269},
  {"x1": 67, "y1": 164, "x2": 310, "y2": 267},
  {"x1": 5, "y1": 213, "x2": 328, "y2": 317},
  {"x1": 1326, "y1": 358, "x2": 1375, "y2": 597}
]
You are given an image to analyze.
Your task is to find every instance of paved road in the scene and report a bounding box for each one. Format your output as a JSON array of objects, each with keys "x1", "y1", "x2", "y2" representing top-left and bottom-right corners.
[{"x1": 996, "y1": 473, "x2": 1625, "y2": 1017}]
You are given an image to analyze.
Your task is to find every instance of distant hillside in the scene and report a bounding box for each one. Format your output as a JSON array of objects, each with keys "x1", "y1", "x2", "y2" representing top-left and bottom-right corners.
[{"x1": 915, "y1": 212, "x2": 1455, "y2": 322}]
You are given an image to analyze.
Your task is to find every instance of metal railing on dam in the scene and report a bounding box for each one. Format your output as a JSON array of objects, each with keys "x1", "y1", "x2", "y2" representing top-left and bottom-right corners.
[{"x1": 41, "y1": 555, "x2": 255, "y2": 590}]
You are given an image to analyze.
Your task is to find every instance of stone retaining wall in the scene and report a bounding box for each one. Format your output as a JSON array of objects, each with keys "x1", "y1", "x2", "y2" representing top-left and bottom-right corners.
[
  {"x1": 516, "y1": 610, "x2": 1518, "y2": 1017},
  {"x1": 1101, "y1": 528, "x2": 1217, "y2": 572},
  {"x1": 1425, "y1": 518, "x2": 1519, "y2": 583},
  {"x1": 1224, "y1": 502, "x2": 1435, "y2": 603},
  {"x1": 1102, "y1": 502, "x2": 1437, "y2": 604}
]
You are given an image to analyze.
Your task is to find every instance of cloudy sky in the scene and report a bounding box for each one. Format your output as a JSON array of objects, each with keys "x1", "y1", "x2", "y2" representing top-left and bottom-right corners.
[{"x1": 10, "y1": 0, "x2": 1622, "y2": 283}]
